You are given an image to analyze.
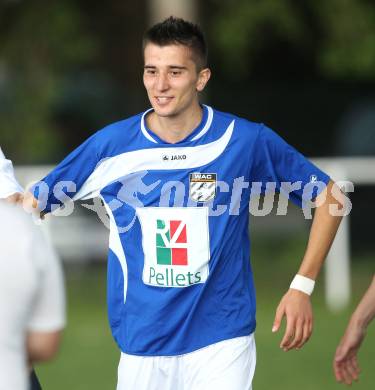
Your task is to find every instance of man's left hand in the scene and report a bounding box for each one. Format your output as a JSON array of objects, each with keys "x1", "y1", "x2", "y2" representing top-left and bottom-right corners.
[{"x1": 272, "y1": 289, "x2": 313, "y2": 351}]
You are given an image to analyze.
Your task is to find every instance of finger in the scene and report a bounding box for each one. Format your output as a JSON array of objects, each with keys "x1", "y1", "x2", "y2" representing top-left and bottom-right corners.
[
  {"x1": 345, "y1": 359, "x2": 358, "y2": 382},
  {"x1": 352, "y1": 356, "x2": 361, "y2": 374},
  {"x1": 341, "y1": 363, "x2": 353, "y2": 385},
  {"x1": 288, "y1": 318, "x2": 304, "y2": 350},
  {"x1": 348, "y1": 356, "x2": 360, "y2": 381},
  {"x1": 334, "y1": 346, "x2": 353, "y2": 384},
  {"x1": 334, "y1": 361, "x2": 344, "y2": 383},
  {"x1": 297, "y1": 320, "x2": 310, "y2": 349},
  {"x1": 280, "y1": 316, "x2": 295, "y2": 350},
  {"x1": 272, "y1": 305, "x2": 285, "y2": 333}
]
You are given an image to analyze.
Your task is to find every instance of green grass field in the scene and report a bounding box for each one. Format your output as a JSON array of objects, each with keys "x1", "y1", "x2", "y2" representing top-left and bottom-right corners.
[{"x1": 35, "y1": 236, "x2": 374, "y2": 390}]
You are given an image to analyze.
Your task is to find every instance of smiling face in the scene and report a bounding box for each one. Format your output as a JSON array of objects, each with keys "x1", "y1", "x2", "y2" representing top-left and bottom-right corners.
[{"x1": 143, "y1": 43, "x2": 210, "y2": 119}]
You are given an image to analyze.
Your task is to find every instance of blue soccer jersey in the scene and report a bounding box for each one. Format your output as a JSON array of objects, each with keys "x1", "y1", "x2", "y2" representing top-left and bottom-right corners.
[{"x1": 33, "y1": 105, "x2": 330, "y2": 356}]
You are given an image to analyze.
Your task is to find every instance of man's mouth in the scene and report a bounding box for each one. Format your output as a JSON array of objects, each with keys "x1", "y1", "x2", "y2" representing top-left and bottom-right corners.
[{"x1": 155, "y1": 96, "x2": 173, "y2": 105}]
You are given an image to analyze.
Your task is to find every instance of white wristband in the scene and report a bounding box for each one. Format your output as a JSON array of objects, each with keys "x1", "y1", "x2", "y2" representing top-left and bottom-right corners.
[{"x1": 290, "y1": 274, "x2": 315, "y2": 295}]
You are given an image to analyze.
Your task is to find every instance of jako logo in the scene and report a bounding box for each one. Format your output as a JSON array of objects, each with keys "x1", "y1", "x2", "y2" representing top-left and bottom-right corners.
[
  {"x1": 156, "y1": 219, "x2": 188, "y2": 265},
  {"x1": 162, "y1": 154, "x2": 187, "y2": 161},
  {"x1": 171, "y1": 155, "x2": 186, "y2": 160}
]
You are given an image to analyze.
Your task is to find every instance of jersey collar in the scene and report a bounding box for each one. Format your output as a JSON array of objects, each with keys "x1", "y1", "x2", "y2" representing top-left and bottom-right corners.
[{"x1": 140, "y1": 105, "x2": 214, "y2": 144}]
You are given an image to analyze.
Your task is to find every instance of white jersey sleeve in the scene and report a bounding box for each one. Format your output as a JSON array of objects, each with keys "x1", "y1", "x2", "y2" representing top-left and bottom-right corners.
[
  {"x1": 0, "y1": 147, "x2": 24, "y2": 198},
  {"x1": 27, "y1": 226, "x2": 66, "y2": 332}
]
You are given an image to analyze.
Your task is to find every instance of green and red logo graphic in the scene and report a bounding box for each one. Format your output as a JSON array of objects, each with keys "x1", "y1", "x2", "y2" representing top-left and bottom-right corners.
[{"x1": 156, "y1": 219, "x2": 188, "y2": 266}]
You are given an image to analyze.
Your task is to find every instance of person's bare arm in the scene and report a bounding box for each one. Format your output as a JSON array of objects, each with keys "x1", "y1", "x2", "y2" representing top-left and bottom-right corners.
[
  {"x1": 26, "y1": 330, "x2": 62, "y2": 362},
  {"x1": 272, "y1": 180, "x2": 344, "y2": 351},
  {"x1": 334, "y1": 275, "x2": 375, "y2": 385}
]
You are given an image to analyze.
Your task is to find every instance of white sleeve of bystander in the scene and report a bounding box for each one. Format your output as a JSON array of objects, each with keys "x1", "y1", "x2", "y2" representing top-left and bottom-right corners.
[{"x1": 0, "y1": 147, "x2": 24, "y2": 198}]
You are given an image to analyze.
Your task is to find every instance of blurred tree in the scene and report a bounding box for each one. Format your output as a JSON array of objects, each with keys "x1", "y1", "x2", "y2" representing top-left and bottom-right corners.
[
  {"x1": 0, "y1": 0, "x2": 148, "y2": 163},
  {"x1": 200, "y1": 0, "x2": 375, "y2": 157},
  {"x1": 315, "y1": 0, "x2": 375, "y2": 80},
  {"x1": 208, "y1": 0, "x2": 375, "y2": 81},
  {"x1": 0, "y1": 0, "x2": 97, "y2": 163},
  {"x1": 1, "y1": 0, "x2": 374, "y2": 161}
]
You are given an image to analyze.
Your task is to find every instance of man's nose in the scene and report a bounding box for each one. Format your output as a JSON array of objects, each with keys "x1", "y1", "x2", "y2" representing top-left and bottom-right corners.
[{"x1": 156, "y1": 73, "x2": 169, "y2": 91}]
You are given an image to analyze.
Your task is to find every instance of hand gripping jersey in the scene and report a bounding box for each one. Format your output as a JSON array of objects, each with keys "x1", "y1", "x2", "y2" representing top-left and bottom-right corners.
[{"x1": 34, "y1": 105, "x2": 330, "y2": 356}]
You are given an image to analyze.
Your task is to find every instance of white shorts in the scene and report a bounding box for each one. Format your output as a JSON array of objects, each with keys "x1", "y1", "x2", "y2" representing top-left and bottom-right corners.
[{"x1": 117, "y1": 334, "x2": 256, "y2": 390}]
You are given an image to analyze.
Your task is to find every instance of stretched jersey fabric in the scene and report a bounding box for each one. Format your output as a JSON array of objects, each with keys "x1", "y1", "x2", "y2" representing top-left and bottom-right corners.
[{"x1": 33, "y1": 105, "x2": 330, "y2": 356}]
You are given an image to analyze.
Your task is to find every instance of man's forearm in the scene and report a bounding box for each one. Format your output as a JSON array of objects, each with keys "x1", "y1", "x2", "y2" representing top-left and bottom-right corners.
[
  {"x1": 350, "y1": 275, "x2": 375, "y2": 329},
  {"x1": 297, "y1": 180, "x2": 343, "y2": 280}
]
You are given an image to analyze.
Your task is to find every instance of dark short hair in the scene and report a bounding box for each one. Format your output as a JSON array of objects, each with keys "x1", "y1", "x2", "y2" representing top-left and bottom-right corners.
[{"x1": 143, "y1": 16, "x2": 208, "y2": 70}]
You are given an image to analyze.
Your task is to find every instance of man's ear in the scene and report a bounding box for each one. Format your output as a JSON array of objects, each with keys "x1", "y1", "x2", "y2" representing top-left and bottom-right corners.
[{"x1": 196, "y1": 68, "x2": 211, "y2": 92}]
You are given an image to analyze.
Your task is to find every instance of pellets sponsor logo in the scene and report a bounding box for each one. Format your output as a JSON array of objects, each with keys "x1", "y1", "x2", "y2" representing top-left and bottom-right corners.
[
  {"x1": 156, "y1": 219, "x2": 188, "y2": 266},
  {"x1": 148, "y1": 218, "x2": 202, "y2": 287},
  {"x1": 137, "y1": 207, "x2": 210, "y2": 288}
]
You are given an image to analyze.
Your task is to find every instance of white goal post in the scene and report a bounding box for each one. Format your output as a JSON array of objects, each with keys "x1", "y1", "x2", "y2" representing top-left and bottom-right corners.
[{"x1": 313, "y1": 157, "x2": 375, "y2": 311}]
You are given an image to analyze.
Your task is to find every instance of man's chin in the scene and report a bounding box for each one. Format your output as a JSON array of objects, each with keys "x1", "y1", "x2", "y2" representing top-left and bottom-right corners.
[{"x1": 152, "y1": 107, "x2": 176, "y2": 118}]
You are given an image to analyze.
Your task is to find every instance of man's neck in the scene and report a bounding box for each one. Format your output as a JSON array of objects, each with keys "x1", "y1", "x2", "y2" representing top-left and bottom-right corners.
[{"x1": 146, "y1": 103, "x2": 203, "y2": 144}]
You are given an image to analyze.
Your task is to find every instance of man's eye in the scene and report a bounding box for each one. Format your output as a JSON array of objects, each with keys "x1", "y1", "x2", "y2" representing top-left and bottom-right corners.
[
  {"x1": 145, "y1": 69, "x2": 156, "y2": 75},
  {"x1": 171, "y1": 71, "x2": 181, "y2": 76}
]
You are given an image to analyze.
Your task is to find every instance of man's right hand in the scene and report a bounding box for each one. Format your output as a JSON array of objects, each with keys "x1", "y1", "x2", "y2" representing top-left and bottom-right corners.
[
  {"x1": 334, "y1": 275, "x2": 375, "y2": 385},
  {"x1": 272, "y1": 288, "x2": 313, "y2": 351},
  {"x1": 333, "y1": 320, "x2": 365, "y2": 385}
]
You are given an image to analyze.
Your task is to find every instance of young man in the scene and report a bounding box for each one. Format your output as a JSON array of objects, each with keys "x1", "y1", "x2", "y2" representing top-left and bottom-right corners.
[
  {"x1": 0, "y1": 149, "x2": 66, "y2": 390},
  {"x1": 26, "y1": 17, "x2": 343, "y2": 389},
  {"x1": 334, "y1": 275, "x2": 375, "y2": 385}
]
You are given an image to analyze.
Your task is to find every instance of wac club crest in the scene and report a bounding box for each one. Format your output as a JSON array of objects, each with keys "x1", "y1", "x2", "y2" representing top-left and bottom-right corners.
[{"x1": 189, "y1": 173, "x2": 217, "y2": 202}]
